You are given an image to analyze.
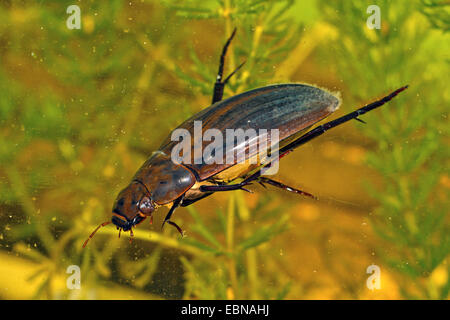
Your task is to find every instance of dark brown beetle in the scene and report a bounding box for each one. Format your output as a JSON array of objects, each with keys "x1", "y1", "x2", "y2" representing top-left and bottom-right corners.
[{"x1": 83, "y1": 29, "x2": 407, "y2": 247}]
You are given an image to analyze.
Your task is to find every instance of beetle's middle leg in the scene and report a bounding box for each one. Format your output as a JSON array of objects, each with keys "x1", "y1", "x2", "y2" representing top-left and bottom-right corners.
[
  {"x1": 200, "y1": 182, "x2": 253, "y2": 193},
  {"x1": 212, "y1": 28, "x2": 246, "y2": 104},
  {"x1": 199, "y1": 176, "x2": 315, "y2": 200}
]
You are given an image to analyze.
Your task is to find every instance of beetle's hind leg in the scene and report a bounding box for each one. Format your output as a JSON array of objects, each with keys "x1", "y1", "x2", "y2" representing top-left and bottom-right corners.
[
  {"x1": 258, "y1": 177, "x2": 317, "y2": 200},
  {"x1": 211, "y1": 28, "x2": 246, "y2": 104},
  {"x1": 275, "y1": 85, "x2": 409, "y2": 157}
]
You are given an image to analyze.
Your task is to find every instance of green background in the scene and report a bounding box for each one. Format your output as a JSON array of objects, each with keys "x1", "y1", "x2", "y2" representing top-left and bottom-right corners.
[{"x1": 0, "y1": 0, "x2": 448, "y2": 299}]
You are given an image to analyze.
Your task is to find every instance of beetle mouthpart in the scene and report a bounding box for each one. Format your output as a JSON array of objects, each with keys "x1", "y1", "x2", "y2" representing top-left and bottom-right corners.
[
  {"x1": 129, "y1": 228, "x2": 134, "y2": 244},
  {"x1": 112, "y1": 213, "x2": 128, "y2": 228}
]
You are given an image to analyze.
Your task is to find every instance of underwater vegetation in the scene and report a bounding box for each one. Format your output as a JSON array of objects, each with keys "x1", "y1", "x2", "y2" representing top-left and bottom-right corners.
[{"x1": 0, "y1": 0, "x2": 448, "y2": 299}]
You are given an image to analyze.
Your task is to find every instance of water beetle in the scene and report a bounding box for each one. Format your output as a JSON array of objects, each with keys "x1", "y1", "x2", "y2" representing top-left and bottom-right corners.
[{"x1": 83, "y1": 29, "x2": 407, "y2": 247}]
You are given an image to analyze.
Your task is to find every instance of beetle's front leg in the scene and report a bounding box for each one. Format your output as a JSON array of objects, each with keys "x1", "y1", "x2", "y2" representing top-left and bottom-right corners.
[
  {"x1": 211, "y1": 28, "x2": 246, "y2": 104},
  {"x1": 161, "y1": 194, "x2": 185, "y2": 237}
]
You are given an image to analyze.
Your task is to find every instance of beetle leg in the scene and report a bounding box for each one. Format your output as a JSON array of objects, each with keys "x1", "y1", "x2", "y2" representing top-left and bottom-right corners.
[
  {"x1": 213, "y1": 59, "x2": 245, "y2": 104},
  {"x1": 200, "y1": 182, "x2": 253, "y2": 193},
  {"x1": 161, "y1": 194, "x2": 185, "y2": 233},
  {"x1": 212, "y1": 28, "x2": 246, "y2": 104},
  {"x1": 166, "y1": 220, "x2": 185, "y2": 238},
  {"x1": 201, "y1": 174, "x2": 313, "y2": 198},
  {"x1": 258, "y1": 177, "x2": 317, "y2": 200},
  {"x1": 243, "y1": 86, "x2": 409, "y2": 180},
  {"x1": 180, "y1": 192, "x2": 214, "y2": 207},
  {"x1": 212, "y1": 28, "x2": 235, "y2": 104}
]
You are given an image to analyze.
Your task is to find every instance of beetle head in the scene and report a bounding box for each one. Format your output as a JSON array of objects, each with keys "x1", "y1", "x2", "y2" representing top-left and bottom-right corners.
[
  {"x1": 82, "y1": 180, "x2": 155, "y2": 248},
  {"x1": 111, "y1": 180, "x2": 155, "y2": 231}
]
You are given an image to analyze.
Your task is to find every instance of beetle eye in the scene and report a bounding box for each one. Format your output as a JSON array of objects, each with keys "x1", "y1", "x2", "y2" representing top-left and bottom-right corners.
[{"x1": 139, "y1": 196, "x2": 154, "y2": 215}]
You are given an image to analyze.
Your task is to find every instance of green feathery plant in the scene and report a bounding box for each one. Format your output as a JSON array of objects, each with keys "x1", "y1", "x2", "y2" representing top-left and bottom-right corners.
[
  {"x1": 0, "y1": 0, "x2": 302, "y2": 299},
  {"x1": 320, "y1": 0, "x2": 449, "y2": 299}
]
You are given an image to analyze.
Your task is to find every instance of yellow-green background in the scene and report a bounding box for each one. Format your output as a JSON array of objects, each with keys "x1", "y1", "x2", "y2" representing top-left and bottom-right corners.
[{"x1": 0, "y1": 0, "x2": 448, "y2": 299}]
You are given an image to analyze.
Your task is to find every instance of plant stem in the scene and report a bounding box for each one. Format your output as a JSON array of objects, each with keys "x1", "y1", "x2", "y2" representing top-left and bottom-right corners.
[
  {"x1": 226, "y1": 193, "x2": 239, "y2": 299},
  {"x1": 84, "y1": 224, "x2": 210, "y2": 260},
  {"x1": 236, "y1": 192, "x2": 259, "y2": 299}
]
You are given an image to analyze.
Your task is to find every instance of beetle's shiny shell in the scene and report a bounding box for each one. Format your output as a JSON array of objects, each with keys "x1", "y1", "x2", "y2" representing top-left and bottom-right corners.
[{"x1": 159, "y1": 84, "x2": 340, "y2": 181}]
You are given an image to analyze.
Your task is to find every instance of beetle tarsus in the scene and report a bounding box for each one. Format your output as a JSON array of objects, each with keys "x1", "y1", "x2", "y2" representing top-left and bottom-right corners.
[
  {"x1": 223, "y1": 60, "x2": 246, "y2": 85},
  {"x1": 165, "y1": 220, "x2": 185, "y2": 237},
  {"x1": 259, "y1": 177, "x2": 317, "y2": 200},
  {"x1": 355, "y1": 117, "x2": 366, "y2": 124}
]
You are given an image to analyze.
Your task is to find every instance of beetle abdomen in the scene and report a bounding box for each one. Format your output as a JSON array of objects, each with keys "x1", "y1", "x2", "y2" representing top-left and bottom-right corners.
[{"x1": 159, "y1": 84, "x2": 340, "y2": 181}]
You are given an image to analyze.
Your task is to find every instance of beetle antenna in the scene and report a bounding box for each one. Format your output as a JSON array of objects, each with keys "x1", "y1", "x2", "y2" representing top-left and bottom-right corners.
[{"x1": 82, "y1": 221, "x2": 111, "y2": 248}]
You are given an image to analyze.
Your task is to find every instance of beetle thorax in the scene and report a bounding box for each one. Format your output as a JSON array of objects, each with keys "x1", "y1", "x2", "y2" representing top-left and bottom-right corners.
[{"x1": 133, "y1": 151, "x2": 196, "y2": 205}]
